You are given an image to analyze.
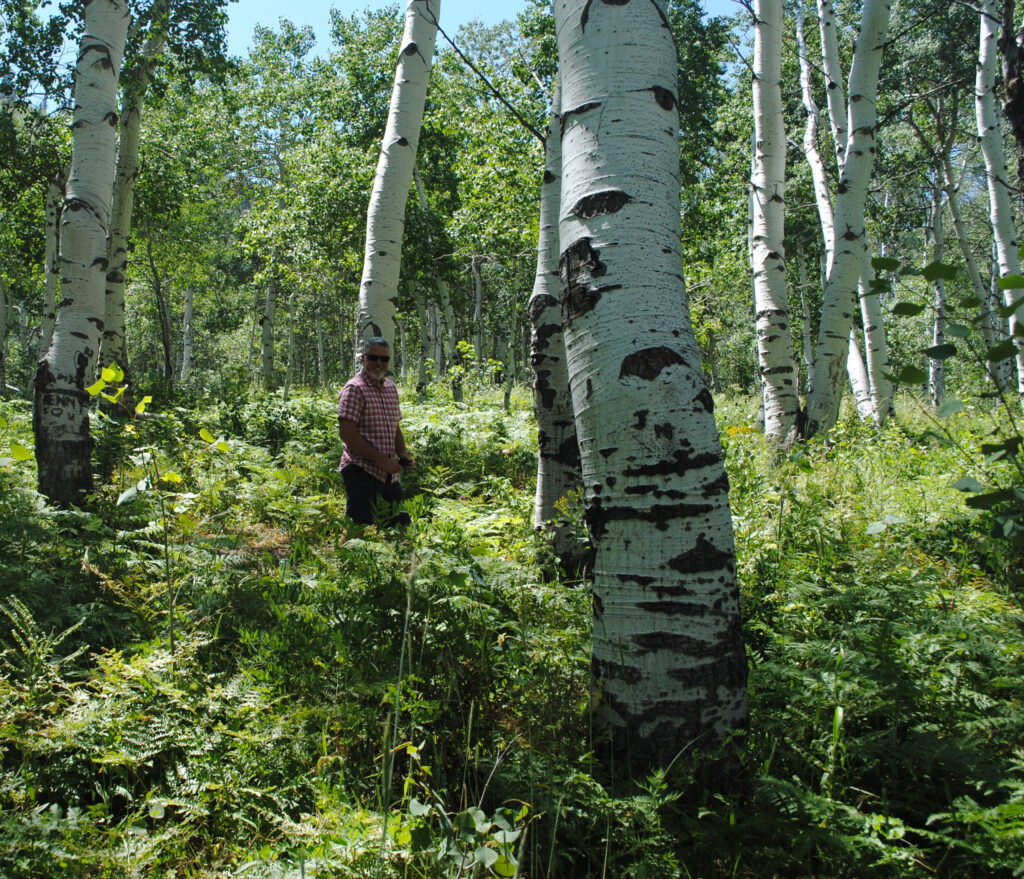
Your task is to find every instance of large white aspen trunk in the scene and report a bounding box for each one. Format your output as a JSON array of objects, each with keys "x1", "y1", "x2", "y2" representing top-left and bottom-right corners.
[
  {"x1": 529, "y1": 85, "x2": 582, "y2": 556},
  {"x1": 751, "y1": 0, "x2": 797, "y2": 446},
  {"x1": 40, "y1": 170, "x2": 64, "y2": 357},
  {"x1": 977, "y1": 0, "x2": 1024, "y2": 401},
  {"x1": 847, "y1": 325, "x2": 874, "y2": 419},
  {"x1": 261, "y1": 285, "x2": 275, "y2": 388},
  {"x1": 928, "y1": 180, "x2": 946, "y2": 407},
  {"x1": 180, "y1": 285, "x2": 193, "y2": 382},
  {"x1": 356, "y1": 0, "x2": 439, "y2": 348},
  {"x1": 857, "y1": 248, "x2": 892, "y2": 425},
  {"x1": 805, "y1": 0, "x2": 891, "y2": 437},
  {"x1": 103, "y1": 31, "x2": 164, "y2": 385},
  {"x1": 555, "y1": 0, "x2": 747, "y2": 772},
  {"x1": 32, "y1": 0, "x2": 130, "y2": 505}
]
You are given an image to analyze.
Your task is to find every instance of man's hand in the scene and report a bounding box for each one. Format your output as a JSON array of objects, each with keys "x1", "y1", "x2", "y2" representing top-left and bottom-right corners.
[
  {"x1": 398, "y1": 455, "x2": 414, "y2": 471},
  {"x1": 381, "y1": 457, "x2": 403, "y2": 476}
]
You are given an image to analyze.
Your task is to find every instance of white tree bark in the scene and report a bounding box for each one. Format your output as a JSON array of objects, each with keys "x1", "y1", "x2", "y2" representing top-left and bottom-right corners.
[
  {"x1": 817, "y1": 0, "x2": 848, "y2": 170},
  {"x1": 555, "y1": 0, "x2": 747, "y2": 770},
  {"x1": 857, "y1": 247, "x2": 892, "y2": 425},
  {"x1": 847, "y1": 325, "x2": 874, "y2": 419},
  {"x1": 751, "y1": 0, "x2": 798, "y2": 445},
  {"x1": 928, "y1": 179, "x2": 946, "y2": 407},
  {"x1": 283, "y1": 289, "x2": 295, "y2": 401},
  {"x1": 356, "y1": 0, "x2": 440, "y2": 348},
  {"x1": 797, "y1": 245, "x2": 815, "y2": 393},
  {"x1": 32, "y1": 0, "x2": 131, "y2": 504},
  {"x1": 977, "y1": 0, "x2": 1024, "y2": 401},
  {"x1": 805, "y1": 0, "x2": 891, "y2": 436},
  {"x1": 180, "y1": 285, "x2": 193, "y2": 382},
  {"x1": 529, "y1": 84, "x2": 582, "y2": 554},
  {"x1": 103, "y1": 29, "x2": 164, "y2": 384},
  {"x1": 261, "y1": 285, "x2": 275, "y2": 388},
  {"x1": 40, "y1": 169, "x2": 64, "y2": 357}
]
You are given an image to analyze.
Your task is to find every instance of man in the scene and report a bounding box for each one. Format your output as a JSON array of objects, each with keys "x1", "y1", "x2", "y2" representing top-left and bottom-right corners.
[{"x1": 338, "y1": 337, "x2": 414, "y2": 526}]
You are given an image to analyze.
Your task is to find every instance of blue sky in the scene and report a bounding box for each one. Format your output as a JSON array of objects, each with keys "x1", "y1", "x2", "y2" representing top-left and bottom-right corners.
[{"x1": 223, "y1": 0, "x2": 743, "y2": 58}]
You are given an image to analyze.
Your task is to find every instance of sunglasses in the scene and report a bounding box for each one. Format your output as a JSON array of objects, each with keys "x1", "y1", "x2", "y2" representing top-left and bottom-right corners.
[{"x1": 365, "y1": 354, "x2": 390, "y2": 363}]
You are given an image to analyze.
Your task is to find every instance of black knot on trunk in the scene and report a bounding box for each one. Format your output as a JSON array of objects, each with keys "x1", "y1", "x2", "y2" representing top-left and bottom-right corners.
[
  {"x1": 619, "y1": 346, "x2": 685, "y2": 381},
  {"x1": 570, "y1": 189, "x2": 632, "y2": 219},
  {"x1": 651, "y1": 86, "x2": 676, "y2": 111}
]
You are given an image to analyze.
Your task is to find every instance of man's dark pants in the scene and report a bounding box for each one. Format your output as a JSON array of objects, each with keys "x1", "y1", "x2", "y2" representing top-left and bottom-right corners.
[{"x1": 341, "y1": 464, "x2": 410, "y2": 527}]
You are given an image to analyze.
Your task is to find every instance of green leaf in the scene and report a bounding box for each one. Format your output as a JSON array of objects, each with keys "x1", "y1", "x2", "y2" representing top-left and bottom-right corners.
[
  {"x1": 216, "y1": 440, "x2": 230, "y2": 452},
  {"x1": 985, "y1": 340, "x2": 1018, "y2": 362},
  {"x1": 148, "y1": 801, "x2": 165, "y2": 820},
  {"x1": 86, "y1": 379, "x2": 107, "y2": 396},
  {"x1": 475, "y1": 847, "x2": 499, "y2": 869},
  {"x1": 871, "y1": 256, "x2": 900, "y2": 272},
  {"x1": 101, "y1": 365, "x2": 123, "y2": 383},
  {"x1": 408, "y1": 797, "x2": 431, "y2": 817},
  {"x1": 998, "y1": 296, "x2": 1024, "y2": 318},
  {"x1": 997, "y1": 274, "x2": 1024, "y2": 290},
  {"x1": 921, "y1": 261, "x2": 957, "y2": 282},
  {"x1": 0, "y1": 415, "x2": 7, "y2": 428},
  {"x1": 981, "y1": 437, "x2": 1021, "y2": 457},
  {"x1": 937, "y1": 399, "x2": 964, "y2": 418},
  {"x1": 200, "y1": 428, "x2": 216, "y2": 443},
  {"x1": 952, "y1": 477, "x2": 987, "y2": 493},
  {"x1": 892, "y1": 302, "x2": 926, "y2": 317},
  {"x1": 945, "y1": 324, "x2": 970, "y2": 338},
  {"x1": 896, "y1": 365, "x2": 929, "y2": 385},
  {"x1": 135, "y1": 395, "x2": 153, "y2": 415},
  {"x1": 161, "y1": 471, "x2": 183, "y2": 484},
  {"x1": 865, "y1": 521, "x2": 887, "y2": 535},
  {"x1": 493, "y1": 853, "x2": 517, "y2": 878},
  {"x1": 10, "y1": 442, "x2": 31, "y2": 461},
  {"x1": 965, "y1": 489, "x2": 1015, "y2": 510},
  {"x1": 924, "y1": 343, "x2": 957, "y2": 360}
]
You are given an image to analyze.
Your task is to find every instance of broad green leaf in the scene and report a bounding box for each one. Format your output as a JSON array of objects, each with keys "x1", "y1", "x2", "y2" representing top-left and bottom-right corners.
[
  {"x1": 493, "y1": 853, "x2": 517, "y2": 878},
  {"x1": 10, "y1": 442, "x2": 31, "y2": 461},
  {"x1": 148, "y1": 801, "x2": 165, "y2": 820},
  {"x1": 475, "y1": 847, "x2": 499, "y2": 869},
  {"x1": 921, "y1": 261, "x2": 957, "y2": 282},
  {"x1": 493, "y1": 828, "x2": 522, "y2": 844},
  {"x1": 998, "y1": 296, "x2": 1024, "y2": 318},
  {"x1": 952, "y1": 477, "x2": 987, "y2": 493},
  {"x1": 997, "y1": 274, "x2": 1024, "y2": 289},
  {"x1": 865, "y1": 521, "x2": 887, "y2": 535},
  {"x1": 945, "y1": 323, "x2": 970, "y2": 339},
  {"x1": 0, "y1": 415, "x2": 7, "y2": 428},
  {"x1": 161, "y1": 471, "x2": 183, "y2": 484},
  {"x1": 177, "y1": 513, "x2": 197, "y2": 531},
  {"x1": 896, "y1": 365, "x2": 928, "y2": 385},
  {"x1": 871, "y1": 256, "x2": 899, "y2": 272},
  {"x1": 985, "y1": 340, "x2": 1018, "y2": 362},
  {"x1": 892, "y1": 302, "x2": 926, "y2": 317},
  {"x1": 216, "y1": 440, "x2": 230, "y2": 452},
  {"x1": 937, "y1": 399, "x2": 964, "y2": 418},
  {"x1": 409, "y1": 797, "x2": 431, "y2": 817},
  {"x1": 135, "y1": 395, "x2": 153, "y2": 414},
  {"x1": 100, "y1": 365, "x2": 123, "y2": 383},
  {"x1": 965, "y1": 489, "x2": 1015, "y2": 510},
  {"x1": 924, "y1": 343, "x2": 957, "y2": 360},
  {"x1": 958, "y1": 295, "x2": 983, "y2": 308},
  {"x1": 981, "y1": 437, "x2": 1021, "y2": 457},
  {"x1": 86, "y1": 379, "x2": 107, "y2": 396},
  {"x1": 200, "y1": 428, "x2": 216, "y2": 443}
]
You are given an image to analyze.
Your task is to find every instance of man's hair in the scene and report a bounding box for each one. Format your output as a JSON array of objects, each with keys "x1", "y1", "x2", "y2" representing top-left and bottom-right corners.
[{"x1": 362, "y1": 336, "x2": 391, "y2": 355}]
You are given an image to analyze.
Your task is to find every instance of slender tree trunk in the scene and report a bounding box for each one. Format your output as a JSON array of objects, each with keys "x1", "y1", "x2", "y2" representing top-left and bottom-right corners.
[
  {"x1": 805, "y1": 0, "x2": 891, "y2": 436},
  {"x1": 751, "y1": 0, "x2": 797, "y2": 446},
  {"x1": 999, "y1": 0, "x2": 1024, "y2": 201},
  {"x1": 261, "y1": 285, "x2": 275, "y2": 389},
  {"x1": 979, "y1": 0, "x2": 1024, "y2": 402},
  {"x1": 416, "y1": 287, "x2": 429, "y2": 402},
  {"x1": 40, "y1": 170, "x2": 64, "y2": 358},
  {"x1": 847, "y1": 325, "x2": 874, "y2": 420},
  {"x1": 103, "y1": 29, "x2": 164, "y2": 393},
  {"x1": 0, "y1": 278, "x2": 7, "y2": 394},
  {"x1": 529, "y1": 84, "x2": 582, "y2": 554},
  {"x1": 858, "y1": 245, "x2": 892, "y2": 425},
  {"x1": 283, "y1": 290, "x2": 295, "y2": 401},
  {"x1": 180, "y1": 285, "x2": 193, "y2": 382},
  {"x1": 315, "y1": 318, "x2": 326, "y2": 387},
  {"x1": 797, "y1": 246, "x2": 815, "y2": 394},
  {"x1": 356, "y1": 0, "x2": 439, "y2": 349},
  {"x1": 555, "y1": 0, "x2": 747, "y2": 774},
  {"x1": 33, "y1": 0, "x2": 131, "y2": 505},
  {"x1": 928, "y1": 178, "x2": 946, "y2": 407},
  {"x1": 471, "y1": 255, "x2": 484, "y2": 362},
  {"x1": 817, "y1": 0, "x2": 848, "y2": 169},
  {"x1": 156, "y1": 278, "x2": 174, "y2": 387}
]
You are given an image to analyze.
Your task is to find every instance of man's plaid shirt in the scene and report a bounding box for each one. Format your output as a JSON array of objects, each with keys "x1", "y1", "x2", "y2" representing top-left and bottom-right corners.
[{"x1": 337, "y1": 371, "x2": 402, "y2": 483}]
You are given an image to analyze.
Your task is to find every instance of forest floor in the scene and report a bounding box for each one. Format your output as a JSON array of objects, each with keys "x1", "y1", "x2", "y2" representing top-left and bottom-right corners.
[{"x1": 0, "y1": 384, "x2": 1022, "y2": 878}]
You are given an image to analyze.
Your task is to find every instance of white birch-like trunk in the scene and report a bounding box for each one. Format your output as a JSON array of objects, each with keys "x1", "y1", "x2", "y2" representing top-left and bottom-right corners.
[
  {"x1": 805, "y1": 0, "x2": 891, "y2": 436},
  {"x1": 977, "y1": 0, "x2": 1024, "y2": 401},
  {"x1": 416, "y1": 288, "x2": 429, "y2": 401},
  {"x1": 180, "y1": 285, "x2": 193, "y2": 382},
  {"x1": 315, "y1": 318, "x2": 326, "y2": 387},
  {"x1": 471, "y1": 255, "x2": 484, "y2": 362},
  {"x1": 928, "y1": 182, "x2": 947, "y2": 406},
  {"x1": 261, "y1": 285, "x2": 275, "y2": 388},
  {"x1": 283, "y1": 290, "x2": 295, "y2": 401},
  {"x1": 857, "y1": 246, "x2": 892, "y2": 425},
  {"x1": 103, "y1": 30, "x2": 164, "y2": 384},
  {"x1": 751, "y1": 0, "x2": 797, "y2": 445},
  {"x1": 555, "y1": 0, "x2": 747, "y2": 771},
  {"x1": 40, "y1": 170, "x2": 64, "y2": 357},
  {"x1": 847, "y1": 325, "x2": 874, "y2": 419},
  {"x1": 356, "y1": 0, "x2": 439, "y2": 348},
  {"x1": 817, "y1": 0, "x2": 848, "y2": 169},
  {"x1": 32, "y1": 0, "x2": 130, "y2": 504},
  {"x1": 529, "y1": 84, "x2": 582, "y2": 554},
  {"x1": 797, "y1": 246, "x2": 815, "y2": 393}
]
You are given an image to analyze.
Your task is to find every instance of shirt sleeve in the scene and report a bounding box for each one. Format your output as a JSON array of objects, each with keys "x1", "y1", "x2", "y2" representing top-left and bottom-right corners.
[{"x1": 338, "y1": 383, "x2": 364, "y2": 422}]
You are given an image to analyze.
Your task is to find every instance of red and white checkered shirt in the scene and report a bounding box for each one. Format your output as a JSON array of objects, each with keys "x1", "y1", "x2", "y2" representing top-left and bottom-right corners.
[{"x1": 338, "y1": 370, "x2": 403, "y2": 483}]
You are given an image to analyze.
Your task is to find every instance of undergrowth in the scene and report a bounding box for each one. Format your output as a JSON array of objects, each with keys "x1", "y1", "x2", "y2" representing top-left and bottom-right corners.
[{"x1": 0, "y1": 386, "x2": 1021, "y2": 877}]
